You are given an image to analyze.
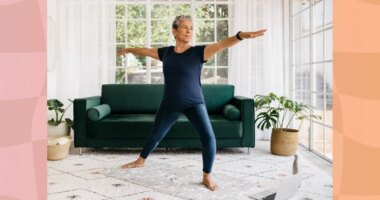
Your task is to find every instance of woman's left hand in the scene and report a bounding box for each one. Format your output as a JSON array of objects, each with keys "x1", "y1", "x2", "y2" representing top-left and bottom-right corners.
[{"x1": 239, "y1": 29, "x2": 267, "y2": 39}]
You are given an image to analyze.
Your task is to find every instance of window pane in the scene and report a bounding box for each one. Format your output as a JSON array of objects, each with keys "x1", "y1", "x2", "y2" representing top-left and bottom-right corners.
[
  {"x1": 293, "y1": 14, "x2": 301, "y2": 39},
  {"x1": 326, "y1": 93, "x2": 332, "y2": 127},
  {"x1": 312, "y1": 93, "x2": 324, "y2": 124},
  {"x1": 292, "y1": 0, "x2": 302, "y2": 15},
  {"x1": 217, "y1": 20, "x2": 228, "y2": 41},
  {"x1": 216, "y1": 4, "x2": 228, "y2": 18},
  {"x1": 295, "y1": 91, "x2": 311, "y2": 105},
  {"x1": 324, "y1": 0, "x2": 332, "y2": 27},
  {"x1": 201, "y1": 68, "x2": 215, "y2": 83},
  {"x1": 301, "y1": 64, "x2": 311, "y2": 91},
  {"x1": 172, "y1": 4, "x2": 191, "y2": 16},
  {"x1": 313, "y1": 32, "x2": 323, "y2": 62},
  {"x1": 296, "y1": 117, "x2": 310, "y2": 147},
  {"x1": 116, "y1": 21, "x2": 125, "y2": 43},
  {"x1": 151, "y1": 44, "x2": 164, "y2": 84},
  {"x1": 116, "y1": 68, "x2": 126, "y2": 84},
  {"x1": 294, "y1": 68, "x2": 302, "y2": 90},
  {"x1": 196, "y1": 20, "x2": 215, "y2": 42},
  {"x1": 301, "y1": 0, "x2": 310, "y2": 11},
  {"x1": 151, "y1": 67, "x2": 163, "y2": 84},
  {"x1": 116, "y1": 5, "x2": 125, "y2": 19},
  {"x1": 127, "y1": 68, "x2": 147, "y2": 83},
  {"x1": 151, "y1": 20, "x2": 170, "y2": 43},
  {"x1": 125, "y1": 45, "x2": 146, "y2": 67},
  {"x1": 326, "y1": 62, "x2": 332, "y2": 92},
  {"x1": 127, "y1": 4, "x2": 146, "y2": 19},
  {"x1": 312, "y1": 122, "x2": 325, "y2": 155},
  {"x1": 217, "y1": 49, "x2": 228, "y2": 66},
  {"x1": 125, "y1": 54, "x2": 146, "y2": 67},
  {"x1": 325, "y1": 127, "x2": 332, "y2": 159},
  {"x1": 152, "y1": 4, "x2": 170, "y2": 19},
  {"x1": 324, "y1": 28, "x2": 332, "y2": 61},
  {"x1": 295, "y1": 65, "x2": 310, "y2": 91},
  {"x1": 205, "y1": 55, "x2": 215, "y2": 66},
  {"x1": 127, "y1": 20, "x2": 146, "y2": 44},
  {"x1": 116, "y1": 45, "x2": 125, "y2": 67},
  {"x1": 151, "y1": 57, "x2": 162, "y2": 67},
  {"x1": 313, "y1": 0, "x2": 323, "y2": 33},
  {"x1": 196, "y1": 4, "x2": 215, "y2": 18},
  {"x1": 301, "y1": 9, "x2": 310, "y2": 36},
  {"x1": 312, "y1": 64, "x2": 324, "y2": 93},
  {"x1": 293, "y1": 0, "x2": 310, "y2": 14},
  {"x1": 217, "y1": 68, "x2": 228, "y2": 84},
  {"x1": 293, "y1": 39, "x2": 301, "y2": 65},
  {"x1": 301, "y1": 37, "x2": 310, "y2": 64}
]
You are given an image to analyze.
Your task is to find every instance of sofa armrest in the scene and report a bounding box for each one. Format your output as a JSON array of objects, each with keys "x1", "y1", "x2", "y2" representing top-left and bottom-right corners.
[
  {"x1": 73, "y1": 96, "x2": 101, "y2": 147},
  {"x1": 231, "y1": 96, "x2": 255, "y2": 147}
]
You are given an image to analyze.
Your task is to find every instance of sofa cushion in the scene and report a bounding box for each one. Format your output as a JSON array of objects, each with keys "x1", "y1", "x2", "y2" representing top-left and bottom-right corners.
[
  {"x1": 167, "y1": 115, "x2": 242, "y2": 139},
  {"x1": 87, "y1": 104, "x2": 111, "y2": 121},
  {"x1": 202, "y1": 84, "x2": 235, "y2": 114},
  {"x1": 101, "y1": 84, "x2": 164, "y2": 114},
  {"x1": 100, "y1": 84, "x2": 235, "y2": 114},
  {"x1": 223, "y1": 104, "x2": 240, "y2": 121},
  {"x1": 87, "y1": 114, "x2": 242, "y2": 139}
]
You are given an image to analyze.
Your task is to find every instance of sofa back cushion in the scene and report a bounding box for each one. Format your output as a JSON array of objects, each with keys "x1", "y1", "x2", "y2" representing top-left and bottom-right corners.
[
  {"x1": 101, "y1": 84, "x2": 234, "y2": 114},
  {"x1": 202, "y1": 84, "x2": 234, "y2": 114}
]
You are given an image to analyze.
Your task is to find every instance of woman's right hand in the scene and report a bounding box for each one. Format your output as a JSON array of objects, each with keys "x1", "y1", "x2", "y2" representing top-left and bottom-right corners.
[{"x1": 117, "y1": 48, "x2": 128, "y2": 56}]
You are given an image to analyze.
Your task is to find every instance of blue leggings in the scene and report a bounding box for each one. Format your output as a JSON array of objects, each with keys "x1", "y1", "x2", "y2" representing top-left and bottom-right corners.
[{"x1": 140, "y1": 103, "x2": 216, "y2": 174}]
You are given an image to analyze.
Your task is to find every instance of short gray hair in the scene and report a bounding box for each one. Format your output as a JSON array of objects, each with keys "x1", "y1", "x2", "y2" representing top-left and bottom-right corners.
[{"x1": 172, "y1": 15, "x2": 192, "y2": 29}]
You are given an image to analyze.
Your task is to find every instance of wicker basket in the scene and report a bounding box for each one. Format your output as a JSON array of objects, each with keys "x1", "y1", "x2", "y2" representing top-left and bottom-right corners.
[
  {"x1": 270, "y1": 128, "x2": 299, "y2": 156},
  {"x1": 47, "y1": 136, "x2": 72, "y2": 161}
]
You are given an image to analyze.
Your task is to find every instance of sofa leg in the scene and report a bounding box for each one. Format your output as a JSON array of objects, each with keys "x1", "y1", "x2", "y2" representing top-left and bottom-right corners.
[
  {"x1": 247, "y1": 147, "x2": 250, "y2": 155},
  {"x1": 165, "y1": 147, "x2": 168, "y2": 152},
  {"x1": 79, "y1": 148, "x2": 82, "y2": 156}
]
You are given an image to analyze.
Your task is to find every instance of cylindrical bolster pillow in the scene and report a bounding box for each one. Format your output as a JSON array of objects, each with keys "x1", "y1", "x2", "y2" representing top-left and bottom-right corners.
[
  {"x1": 223, "y1": 104, "x2": 241, "y2": 120},
  {"x1": 87, "y1": 104, "x2": 111, "y2": 121}
]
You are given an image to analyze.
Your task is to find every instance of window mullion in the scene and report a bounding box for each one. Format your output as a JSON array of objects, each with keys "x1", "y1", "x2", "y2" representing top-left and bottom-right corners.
[{"x1": 146, "y1": 0, "x2": 152, "y2": 84}]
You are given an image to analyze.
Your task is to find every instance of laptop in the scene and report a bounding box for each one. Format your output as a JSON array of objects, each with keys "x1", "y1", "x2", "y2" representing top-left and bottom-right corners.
[{"x1": 248, "y1": 155, "x2": 301, "y2": 200}]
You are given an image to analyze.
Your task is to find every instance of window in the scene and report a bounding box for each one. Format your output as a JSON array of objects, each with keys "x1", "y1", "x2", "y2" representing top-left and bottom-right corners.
[
  {"x1": 291, "y1": 0, "x2": 333, "y2": 161},
  {"x1": 112, "y1": 0, "x2": 231, "y2": 84}
]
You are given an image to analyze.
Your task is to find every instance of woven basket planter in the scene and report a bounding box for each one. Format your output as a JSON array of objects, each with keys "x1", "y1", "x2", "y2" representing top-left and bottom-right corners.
[{"x1": 270, "y1": 128, "x2": 299, "y2": 156}]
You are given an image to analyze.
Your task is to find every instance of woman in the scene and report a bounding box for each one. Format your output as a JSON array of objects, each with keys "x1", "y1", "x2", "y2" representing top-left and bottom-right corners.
[{"x1": 117, "y1": 15, "x2": 266, "y2": 191}]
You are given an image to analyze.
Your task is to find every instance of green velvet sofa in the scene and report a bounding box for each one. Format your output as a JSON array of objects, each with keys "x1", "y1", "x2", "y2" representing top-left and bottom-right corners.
[{"x1": 73, "y1": 84, "x2": 255, "y2": 153}]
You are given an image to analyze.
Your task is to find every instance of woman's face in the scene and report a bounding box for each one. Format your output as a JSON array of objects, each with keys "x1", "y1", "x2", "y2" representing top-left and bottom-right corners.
[{"x1": 173, "y1": 19, "x2": 193, "y2": 43}]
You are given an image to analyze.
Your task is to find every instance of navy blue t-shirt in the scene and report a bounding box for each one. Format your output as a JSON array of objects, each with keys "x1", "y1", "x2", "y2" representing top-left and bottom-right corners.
[{"x1": 157, "y1": 45, "x2": 207, "y2": 111}]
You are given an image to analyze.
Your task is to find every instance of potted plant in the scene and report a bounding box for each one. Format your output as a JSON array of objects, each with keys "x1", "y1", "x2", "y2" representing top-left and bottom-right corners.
[
  {"x1": 47, "y1": 99, "x2": 73, "y2": 137},
  {"x1": 254, "y1": 93, "x2": 321, "y2": 156}
]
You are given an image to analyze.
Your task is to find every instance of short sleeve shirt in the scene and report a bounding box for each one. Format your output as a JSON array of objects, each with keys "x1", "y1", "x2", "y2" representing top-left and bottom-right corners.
[{"x1": 157, "y1": 45, "x2": 207, "y2": 111}]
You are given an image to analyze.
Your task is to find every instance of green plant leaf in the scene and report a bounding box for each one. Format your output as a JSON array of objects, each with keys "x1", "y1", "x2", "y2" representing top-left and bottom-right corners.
[
  {"x1": 65, "y1": 118, "x2": 73, "y2": 127},
  {"x1": 47, "y1": 99, "x2": 64, "y2": 108},
  {"x1": 254, "y1": 92, "x2": 322, "y2": 130}
]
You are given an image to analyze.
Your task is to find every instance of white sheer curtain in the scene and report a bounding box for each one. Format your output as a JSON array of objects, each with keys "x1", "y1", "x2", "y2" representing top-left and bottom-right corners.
[
  {"x1": 49, "y1": 0, "x2": 116, "y2": 100},
  {"x1": 229, "y1": 0, "x2": 285, "y2": 140}
]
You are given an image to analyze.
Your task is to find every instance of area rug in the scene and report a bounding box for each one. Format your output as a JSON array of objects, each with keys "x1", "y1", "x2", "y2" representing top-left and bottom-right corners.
[{"x1": 100, "y1": 147, "x2": 331, "y2": 200}]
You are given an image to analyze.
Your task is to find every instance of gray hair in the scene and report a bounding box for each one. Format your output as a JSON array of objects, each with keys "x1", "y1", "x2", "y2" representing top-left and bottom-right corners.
[{"x1": 172, "y1": 15, "x2": 192, "y2": 29}]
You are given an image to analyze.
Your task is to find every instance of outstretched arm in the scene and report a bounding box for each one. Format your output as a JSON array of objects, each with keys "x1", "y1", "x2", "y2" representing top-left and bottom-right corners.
[
  {"x1": 117, "y1": 48, "x2": 159, "y2": 60},
  {"x1": 203, "y1": 29, "x2": 267, "y2": 61}
]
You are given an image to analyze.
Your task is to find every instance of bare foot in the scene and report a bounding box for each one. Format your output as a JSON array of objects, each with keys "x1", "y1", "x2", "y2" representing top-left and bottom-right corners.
[
  {"x1": 202, "y1": 177, "x2": 218, "y2": 191},
  {"x1": 121, "y1": 157, "x2": 145, "y2": 169}
]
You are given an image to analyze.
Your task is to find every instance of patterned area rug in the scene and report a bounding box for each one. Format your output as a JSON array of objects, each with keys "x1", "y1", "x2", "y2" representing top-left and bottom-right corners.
[
  {"x1": 102, "y1": 159, "x2": 263, "y2": 200},
  {"x1": 48, "y1": 141, "x2": 332, "y2": 200}
]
